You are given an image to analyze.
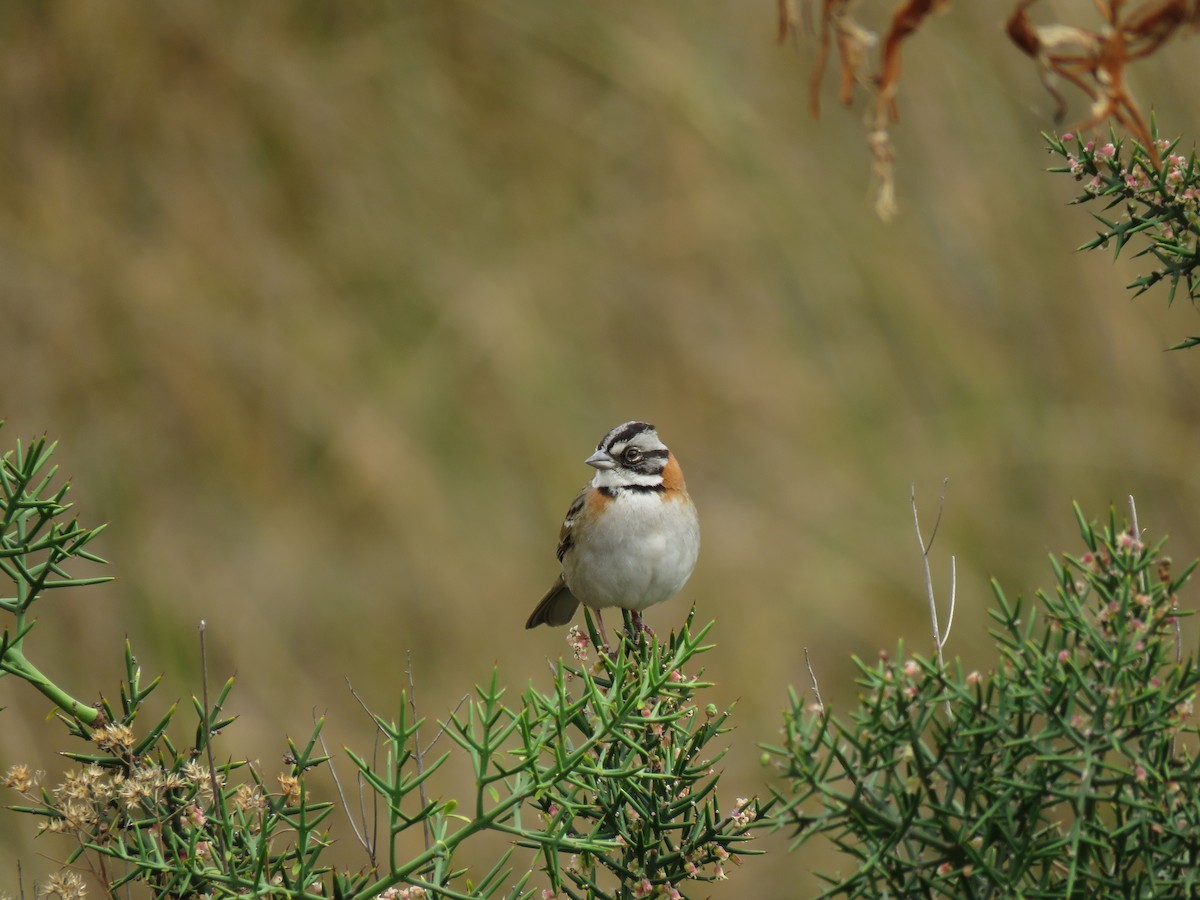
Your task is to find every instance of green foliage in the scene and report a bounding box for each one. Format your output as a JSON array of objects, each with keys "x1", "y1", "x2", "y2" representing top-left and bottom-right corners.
[
  {"x1": 4, "y1": 613, "x2": 756, "y2": 899},
  {"x1": 1, "y1": 431, "x2": 756, "y2": 899},
  {"x1": 766, "y1": 506, "x2": 1200, "y2": 897},
  {"x1": 509, "y1": 612, "x2": 760, "y2": 897},
  {"x1": 0, "y1": 423, "x2": 111, "y2": 722},
  {"x1": 8, "y1": 429, "x2": 1200, "y2": 898},
  {"x1": 1046, "y1": 131, "x2": 1200, "y2": 330}
]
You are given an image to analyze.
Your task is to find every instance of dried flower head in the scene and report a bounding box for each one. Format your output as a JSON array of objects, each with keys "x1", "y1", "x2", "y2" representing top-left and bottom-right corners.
[
  {"x1": 37, "y1": 870, "x2": 87, "y2": 900},
  {"x1": 92, "y1": 723, "x2": 137, "y2": 755},
  {"x1": 3, "y1": 764, "x2": 40, "y2": 793},
  {"x1": 278, "y1": 773, "x2": 302, "y2": 806},
  {"x1": 181, "y1": 760, "x2": 224, "y2": 801},
  {"x1": 232, "y1": 782, "x2": 267, "y2": 813}
]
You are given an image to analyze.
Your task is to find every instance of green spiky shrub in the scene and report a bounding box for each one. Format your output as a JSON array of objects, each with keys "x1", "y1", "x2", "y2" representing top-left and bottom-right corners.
[
  {"x1": 767, "y1": 507, "x2": 1200, "y2": 897},
  {"x1": 1, "y1": 426, "x2": 759, "y2": 899},
  {"x1": 1047, "y1": 131, "x2": 1200, "y2": 344}
]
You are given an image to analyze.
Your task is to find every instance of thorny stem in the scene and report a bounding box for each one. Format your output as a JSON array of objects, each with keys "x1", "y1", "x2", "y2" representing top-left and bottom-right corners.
[{"x1": 198, "y1": 619, "x2": 231, "y2": 872}]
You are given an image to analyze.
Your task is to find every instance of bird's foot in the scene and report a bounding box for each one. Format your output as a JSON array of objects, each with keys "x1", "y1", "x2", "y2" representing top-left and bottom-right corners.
[
  {"x1": 592, "y1": 613, "x2": 613, "y2": 656},
  {"x1": 629, "y1": 610, "x2": 654, "y2": 638}
]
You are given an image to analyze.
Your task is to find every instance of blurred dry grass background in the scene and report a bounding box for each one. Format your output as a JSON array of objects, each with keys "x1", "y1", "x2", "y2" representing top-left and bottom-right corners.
[{"x1": 1, "y1": 2, "x2": 1199, "y2": 895}]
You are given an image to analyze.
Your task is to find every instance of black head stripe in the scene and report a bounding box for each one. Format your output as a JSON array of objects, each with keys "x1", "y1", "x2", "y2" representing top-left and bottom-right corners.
[{"x1": 601, "y1": 421, "x2": 655, "y2": 452}]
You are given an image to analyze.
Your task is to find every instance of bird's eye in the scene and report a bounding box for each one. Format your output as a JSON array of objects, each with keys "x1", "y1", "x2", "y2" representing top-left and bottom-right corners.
[{"x1": 623, "y1": 447, "x2": 642, "y2": 464}]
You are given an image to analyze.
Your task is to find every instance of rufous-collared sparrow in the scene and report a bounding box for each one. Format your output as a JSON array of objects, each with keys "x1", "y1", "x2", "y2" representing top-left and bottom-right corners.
[{"x1": 525, "y1": 421, "x2": 700, "y2": 643}]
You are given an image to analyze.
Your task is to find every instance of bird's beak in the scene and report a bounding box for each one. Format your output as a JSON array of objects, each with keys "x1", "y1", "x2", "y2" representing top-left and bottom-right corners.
[{"x1": 585, "y1": 450, "x2": 616, "y2": 470}]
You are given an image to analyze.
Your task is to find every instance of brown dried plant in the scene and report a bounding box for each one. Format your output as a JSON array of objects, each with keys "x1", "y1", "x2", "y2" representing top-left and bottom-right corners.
[
  {"x1": 779, "y1": 0, "x2": 1198, "y2": 216},
  {"x1": 1008, "y1": 0, "x2": 1200, "y2": 166},
  {"x1": 778, "y1": 0, "x2": 952, "y2": 220}
]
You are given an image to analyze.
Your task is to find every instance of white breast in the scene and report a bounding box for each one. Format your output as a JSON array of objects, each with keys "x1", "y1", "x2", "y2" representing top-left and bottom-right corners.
[{"x1": 563, "y1": 491, "x2": 700, "y2": 612}]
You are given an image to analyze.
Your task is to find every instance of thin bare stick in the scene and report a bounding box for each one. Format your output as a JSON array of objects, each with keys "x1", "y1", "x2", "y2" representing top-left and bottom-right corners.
[
  {"x1": 911, "y1": 483, "x2": 945, "y2": 667},
  {"x1": 198, "y1": 620, "x2": 230, "y2": 871},
  {"x1": 347, "y1": 678, "x2": 383, "y2": 863},
  {"x1": 803, "y1": 647, "x2": 824, "y2": 712},
  {"x1": 352, "y1": 673, "x2": 468, "y2": 752},
  {"x1": 422, "y1": 693, "x2": 471, "y2": 755},
  {"x1": 912, "y1": 482, "x2": 954, "y2": 718},
  {"x1": 924, "y1": 479, "x2": 950, "y2": 555},
  {"x1": 406, "y1": 651, "x2": 433, "y2": 851},
  {"x1": 318, "y1": 716, "x2": 374, "y2": 864},
  {"x1": 346, "y1": 673, "x2": 470, "y2": 858}
]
